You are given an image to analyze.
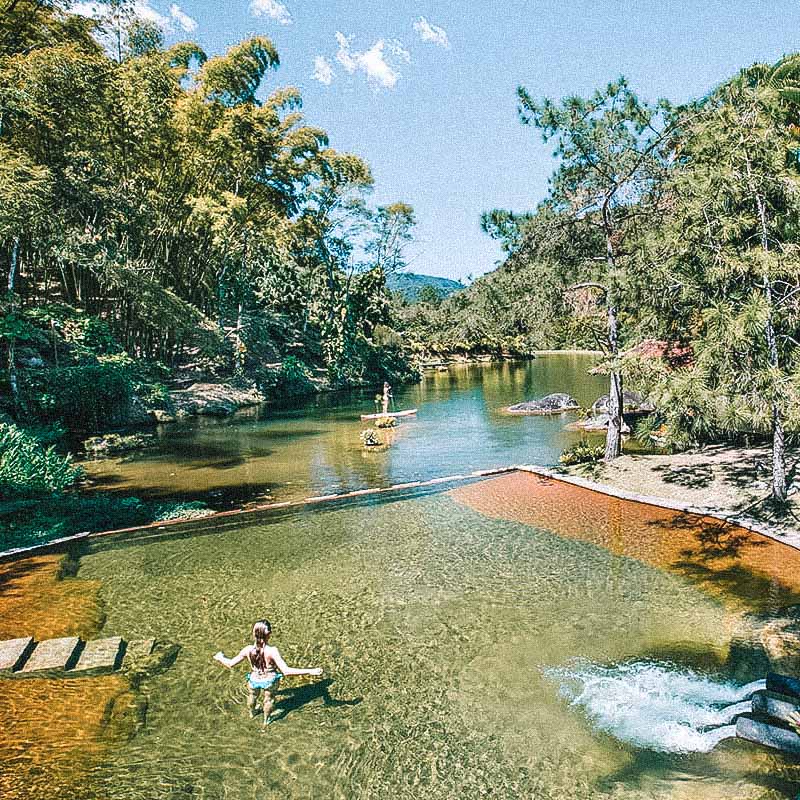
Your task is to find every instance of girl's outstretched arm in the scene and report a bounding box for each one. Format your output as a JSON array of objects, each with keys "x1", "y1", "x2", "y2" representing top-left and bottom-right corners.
[
  {"x1": 270, "y1": 646, "x2": 323, "y2": 677},
  {"x1": 213, "y1": 646, "x2": 250, "y2": 669}
]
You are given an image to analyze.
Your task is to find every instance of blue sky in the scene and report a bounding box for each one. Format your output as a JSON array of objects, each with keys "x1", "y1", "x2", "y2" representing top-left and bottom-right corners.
[{"x1": 75, "y1": 1, "x2": 800, "y2": 281}]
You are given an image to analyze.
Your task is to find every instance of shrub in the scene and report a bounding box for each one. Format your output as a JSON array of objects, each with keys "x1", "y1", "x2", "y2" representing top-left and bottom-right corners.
[
  {"x1": 559, "y1": 440, "x2": 605, "y2": 466},
  {"x1": 153, "y1": 501, "x2": 215, "y2": 521},
  {"x1": 275, "y1": 356, "x2": 314, "y2": 395},
  {"x1": 22, "y1": 359, "x2": 132, "y2": 430},
  {"x1": 0, "y1": 422, "x2": 83, "y2": 497}
]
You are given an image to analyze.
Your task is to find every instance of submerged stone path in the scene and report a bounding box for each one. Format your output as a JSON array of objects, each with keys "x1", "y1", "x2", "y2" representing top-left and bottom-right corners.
[{"x1": 0, "y1": 635, "x2": 153, "y2": 678}]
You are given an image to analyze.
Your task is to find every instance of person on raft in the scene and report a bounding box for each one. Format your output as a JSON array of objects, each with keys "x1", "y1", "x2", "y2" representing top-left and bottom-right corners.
[
  {"x1": 213, "y1": 619, "x2": 323, "y2": 726},
  {"x1": 382, "y1": 381, "x2": 392, "y2": 415}
]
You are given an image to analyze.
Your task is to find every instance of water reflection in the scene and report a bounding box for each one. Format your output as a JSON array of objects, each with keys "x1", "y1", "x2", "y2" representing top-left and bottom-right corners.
[{"x1": 82, "y1": 356, "x2": 606, "y2": 508}]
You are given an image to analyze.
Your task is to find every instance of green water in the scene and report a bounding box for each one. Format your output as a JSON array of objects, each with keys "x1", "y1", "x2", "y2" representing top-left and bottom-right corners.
[
  {"x1": 83, "y1": 356, "x2": 607, "y2": 507},
  {"x1": 72, "y1": 486, "x2": 793, "y2": 800}
]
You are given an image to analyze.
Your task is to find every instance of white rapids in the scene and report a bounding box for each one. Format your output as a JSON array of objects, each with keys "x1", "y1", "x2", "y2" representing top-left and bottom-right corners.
[{"x1": 545, "y1": 660, "x2": 766, "y2": 753}]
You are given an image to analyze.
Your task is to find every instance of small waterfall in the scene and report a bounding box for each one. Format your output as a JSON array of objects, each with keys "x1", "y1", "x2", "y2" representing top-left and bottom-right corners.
[
  {"x1": 545, "y1": 660, "x2": 763, "y2": 754},
  {"x1": 716, "y1": 700, "x2": 753, "y2": 724}
]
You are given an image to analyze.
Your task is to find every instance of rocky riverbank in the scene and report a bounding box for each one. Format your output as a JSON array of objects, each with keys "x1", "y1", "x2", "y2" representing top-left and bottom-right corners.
[{"x1": 154, "y1": 382, "x2": 266, "y2": 423}]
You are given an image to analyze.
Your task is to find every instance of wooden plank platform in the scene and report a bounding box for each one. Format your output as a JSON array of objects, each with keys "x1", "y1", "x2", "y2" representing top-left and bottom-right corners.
[
  {"x1": 0, "y1": 637, "x2": 34, "y2": 673},
  {"x1": 20, "y1": 636, "x2": 81, "y2": 674},
  {"x1": 71, "y1": 636, "x2": 124, "y2": 675}
]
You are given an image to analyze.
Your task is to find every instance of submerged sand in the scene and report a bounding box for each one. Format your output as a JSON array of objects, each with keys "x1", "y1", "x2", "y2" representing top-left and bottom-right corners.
[{"x1": 559, "y1": 444, "x2": 800, "y2": 547}]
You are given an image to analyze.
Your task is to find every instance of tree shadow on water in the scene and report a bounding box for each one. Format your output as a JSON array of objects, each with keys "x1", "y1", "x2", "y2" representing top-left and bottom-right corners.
[{"x1": 271, "y1": 678, "x2": 362, "y2": 723}]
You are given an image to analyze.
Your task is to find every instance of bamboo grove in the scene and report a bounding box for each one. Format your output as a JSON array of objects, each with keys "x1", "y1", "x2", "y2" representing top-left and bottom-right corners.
[{"x1": 0, "y1": 0, "x2": 417, "y2": 423}]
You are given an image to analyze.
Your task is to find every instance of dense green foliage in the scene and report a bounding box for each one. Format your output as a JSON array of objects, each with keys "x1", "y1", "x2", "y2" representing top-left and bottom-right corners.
[
  {"x1": 407, "y1": 56, "x2": 800, "y2": 498},
  {"x1": 0, "y1": 1, "x2": 421, "y2": 547},
  {"x1": 0, "y1": 421, "x2": 83, "y2": 496},
  {"x1": 0, "y1": 0, "x2": 416, "y2": 431}
]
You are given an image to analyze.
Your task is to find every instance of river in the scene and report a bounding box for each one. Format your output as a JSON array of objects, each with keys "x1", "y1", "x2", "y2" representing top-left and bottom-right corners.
[{"x1": 83, "y1": 355, "x2": 607, "y2": 508}]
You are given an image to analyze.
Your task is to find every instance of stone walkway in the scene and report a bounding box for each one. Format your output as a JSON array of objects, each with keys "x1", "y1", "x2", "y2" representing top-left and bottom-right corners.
[{"x1": 0, "y1": 635, "x2": 153, "y2": 678}]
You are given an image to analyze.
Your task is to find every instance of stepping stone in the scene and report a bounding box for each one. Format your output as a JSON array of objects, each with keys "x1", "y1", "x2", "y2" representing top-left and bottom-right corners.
[
  {"x1": 123, "y1": 639, "x2": 155, "y2": 667},
  {"x1": 0, "y1": 637, "x2": 34, "y2": 673},
  {"x1": 70, "y1": 637, "x2": 124, "y2": 676},
  {"x1": 19, "y1": 637, "x2": 81, "y2": 675}
]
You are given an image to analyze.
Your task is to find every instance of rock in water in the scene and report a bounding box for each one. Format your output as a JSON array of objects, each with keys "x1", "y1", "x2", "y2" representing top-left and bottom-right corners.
[
  {"x1": 506, "y1": 393, "x2": 579, "y2": 415},
  {"x1": 575, "y1": 413, "x2": 631, "y2": 434},
  {"x1": 591, "y1": 390, "x2": 655, "y2": 416}
]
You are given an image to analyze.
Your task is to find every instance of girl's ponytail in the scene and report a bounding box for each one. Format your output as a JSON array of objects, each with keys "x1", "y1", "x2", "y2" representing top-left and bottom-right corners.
[{"x1": 251, "y1": 619, "x2": 272, "y2": 670}]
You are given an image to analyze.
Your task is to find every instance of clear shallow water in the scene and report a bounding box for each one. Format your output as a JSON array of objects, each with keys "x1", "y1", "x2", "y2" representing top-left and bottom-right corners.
[
  {"x1": 7, "y1": 357, "x2": 800, "y2": 799},
  {"x1": 82, "y1": 356, "x2": 607, "y2": 507},
  {"x1": 27, "y1": 479, "x2": 796, "y2": 800}
]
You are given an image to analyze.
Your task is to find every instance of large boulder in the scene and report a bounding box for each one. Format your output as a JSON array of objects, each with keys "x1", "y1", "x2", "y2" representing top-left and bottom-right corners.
[
  {"x1": 169, "y1": 383, "x2": 265, "y2": 418},
  {"x1": 591, "y1": 390, "x2": 655, "y2": 416},
  {"x1": 507, "y1": 393, "x2": 579, "y2": 415}
]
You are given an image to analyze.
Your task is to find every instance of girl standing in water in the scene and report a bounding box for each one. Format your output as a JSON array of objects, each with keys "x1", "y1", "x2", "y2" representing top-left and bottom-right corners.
[{"x1": 213, "y1": 619, "x2": 323, "y2": 726}]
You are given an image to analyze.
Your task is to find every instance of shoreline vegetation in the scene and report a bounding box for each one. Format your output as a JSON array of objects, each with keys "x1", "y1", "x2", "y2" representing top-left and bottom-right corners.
[{"x1": 4, "y1": 4, "x2": 800, "y2": 566}]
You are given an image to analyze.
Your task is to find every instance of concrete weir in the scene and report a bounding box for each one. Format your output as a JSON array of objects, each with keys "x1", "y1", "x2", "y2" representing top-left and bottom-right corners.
[
  {"x1": 731, "y1": 674, "x2": 800, "y2": 755},
  {"x1": 0, "y1": 635, "x2": 152, "y2": 679}
]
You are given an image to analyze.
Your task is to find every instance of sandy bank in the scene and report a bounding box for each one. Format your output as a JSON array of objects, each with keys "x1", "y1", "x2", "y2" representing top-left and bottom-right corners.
[{"x1": 545, "y1": 444, "x2": 800, "y2": 548}]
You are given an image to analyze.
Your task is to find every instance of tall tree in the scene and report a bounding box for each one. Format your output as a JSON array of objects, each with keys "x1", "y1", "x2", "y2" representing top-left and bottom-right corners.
[
  {"x1": 517, "y1": 78, "x2": 669, "y2": 459},
  {"x1": 645, "y1": 68, "x2": 800, "y2": 503}
]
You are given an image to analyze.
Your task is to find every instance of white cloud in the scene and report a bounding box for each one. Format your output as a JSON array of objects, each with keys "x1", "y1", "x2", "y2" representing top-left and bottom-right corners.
[
  {"x1": 249, "y1": 0, "x2": 292, "y2": 24},
  {"x1": 335, "y1": 32, "x2": 410, "y2": 90},
  {"x1": 312, "y1": 55, "x2": 334, "y2": 86},
  {"x1": 335, "y1": 31, "x2": 356, "y2": 73},
  {"x1": 132, "y1": 1, "x2": 169, "y2": 27},
  {"x1": 413, "y1": 16, "x2": 450, "y2": 49},
  {"x1": 169, "y1": 4, "x2": 197, "y2": 32},
  {"x1": 69, "y1": 1, "x2": 197, "y2": 34}
]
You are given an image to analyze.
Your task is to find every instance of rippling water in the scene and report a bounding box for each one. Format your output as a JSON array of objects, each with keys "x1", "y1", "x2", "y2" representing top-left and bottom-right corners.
[
  {"x1": 9, "y1": 478, "x2": 789, "y2": 800},
  {"x1": 5, "y1": 357, "x2": 800, "y2": 799}
]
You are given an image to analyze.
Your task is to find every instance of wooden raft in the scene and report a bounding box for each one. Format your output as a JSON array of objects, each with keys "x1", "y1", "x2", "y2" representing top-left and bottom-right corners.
[{"x1": 0, "y1": 635, "x2": 154, "y2": 678}]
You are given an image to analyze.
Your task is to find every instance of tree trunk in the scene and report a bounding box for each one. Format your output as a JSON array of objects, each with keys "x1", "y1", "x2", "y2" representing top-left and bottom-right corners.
[
  {"x1": 747, "y1": 158, "x2": 788, "y2": 503},
  {"x1": 772, "y1": 392, "x2": 788, "y2": 503},
  {"x1": 765, "y1": 309, "x2": 787, "y2": 503},
  {"x1": 604, "y1": 300, "x2": 623, "y2": 461},
  {"x1": 601, "y1": 200, "x2": 623, "y2": 462},
  {"x1": 7, "y1": 237, "x2": 20, "y2": 412}
]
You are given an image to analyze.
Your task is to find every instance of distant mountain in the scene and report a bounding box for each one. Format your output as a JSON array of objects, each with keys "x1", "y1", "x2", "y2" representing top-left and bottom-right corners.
[{"x1": 387, "y1": 272, "x2": 465, "y2": 302}]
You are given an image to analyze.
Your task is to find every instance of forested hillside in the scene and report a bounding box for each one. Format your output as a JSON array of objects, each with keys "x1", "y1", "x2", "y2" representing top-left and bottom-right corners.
[{"x1": 387, "y1": 272, "x2": 463, "y2": 302}]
